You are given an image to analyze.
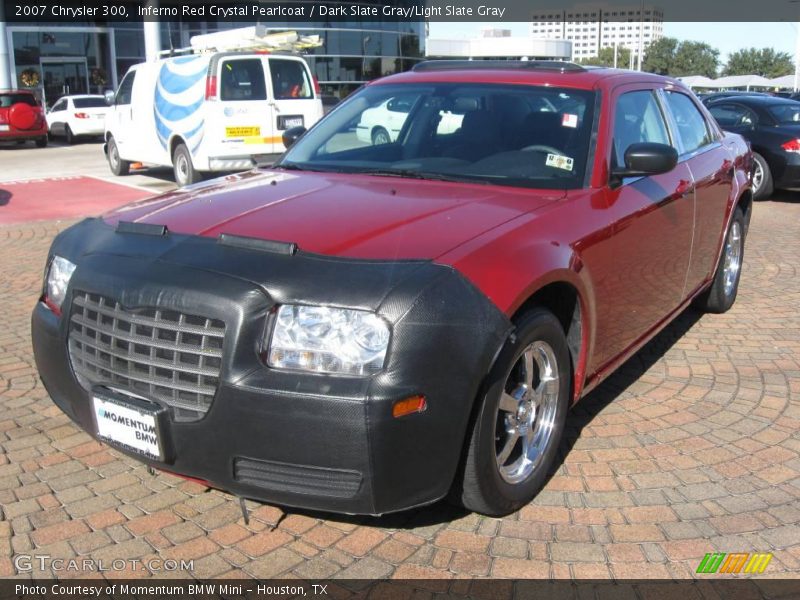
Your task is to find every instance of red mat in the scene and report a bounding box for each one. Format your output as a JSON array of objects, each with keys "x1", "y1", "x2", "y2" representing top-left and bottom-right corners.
[{"x1": 0, "y1": 176, "x2": 152, "y2": 225}]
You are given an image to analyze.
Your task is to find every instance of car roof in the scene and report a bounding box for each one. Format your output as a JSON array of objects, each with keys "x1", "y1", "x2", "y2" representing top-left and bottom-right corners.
[
  {"x1": 711, "y1": 95, "x2": 799, "y2": 107},
  {"x1": 370, "y1": 61, "x2": 686, "y2": 92}
]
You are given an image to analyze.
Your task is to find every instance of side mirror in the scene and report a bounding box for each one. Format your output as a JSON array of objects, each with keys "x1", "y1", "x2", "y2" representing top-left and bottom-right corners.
[
  {"x1": 282, "y1": 126, "x2": 307, "y2": 149},
  {"x1": 612, "y1": 142, "x2": 678, "y2": 181},
  {"x1": 104, "y1": 90, "x2": 116, "y2": 106}
]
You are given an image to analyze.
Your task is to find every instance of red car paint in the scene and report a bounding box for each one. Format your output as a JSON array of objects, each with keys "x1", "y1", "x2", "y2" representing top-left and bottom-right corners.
[
  {"x1": 0, "y1": 90, "x2": 48, "y2": 143},
  {"x1": 103, "y1": 67, "x2": 752, "y2": 405}
]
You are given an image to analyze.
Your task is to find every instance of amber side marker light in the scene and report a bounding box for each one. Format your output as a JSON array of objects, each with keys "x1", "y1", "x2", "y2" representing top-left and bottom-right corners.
[{"x1": 392, "y1": 395, "x2": 427, "y2": 418}]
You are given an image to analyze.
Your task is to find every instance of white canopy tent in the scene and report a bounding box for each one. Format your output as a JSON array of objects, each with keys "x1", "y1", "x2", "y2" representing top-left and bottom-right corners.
[
  {"x1": 711, "y1": 74, "x2": 774, "y2": 90},
  {"x1": 767, "y1": 74, "x2": 796, "y2": 89},
  {"x1": 678, "y1": 75, "x2": 718, "y2": 88},
  {"x1": 679, "y1": 73, "x2": 796, "y2": 91}
]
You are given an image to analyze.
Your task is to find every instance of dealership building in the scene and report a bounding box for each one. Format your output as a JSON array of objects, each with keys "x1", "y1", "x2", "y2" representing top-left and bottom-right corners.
[
  {"x1": 0, "y1": 2, "x2": 425, "y2": 107},
  {"x1": 426, "y1": 28, "x2": 572, "y2": 61}
]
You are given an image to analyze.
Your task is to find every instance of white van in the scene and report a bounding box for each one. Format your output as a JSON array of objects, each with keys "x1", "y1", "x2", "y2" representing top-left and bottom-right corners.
[{"x1": 104, "y1": 52, "x2": 323, "y2": 186}]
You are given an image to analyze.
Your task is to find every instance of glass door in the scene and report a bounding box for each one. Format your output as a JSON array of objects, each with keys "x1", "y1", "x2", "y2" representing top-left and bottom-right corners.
[{"x1": 40, "y1": 59, "x2": 89, "y2": 108}]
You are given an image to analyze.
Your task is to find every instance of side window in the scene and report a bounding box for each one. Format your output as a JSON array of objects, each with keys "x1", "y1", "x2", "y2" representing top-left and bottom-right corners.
[
  {"x1": 269, "y1": 60, "x2": 312, "y2": 100},
  {"x1": 708, "y1": 103, "x2": 757, "y2": 129},
  {"x1": 220, "y1": 59, "x2": 267, "y2": 102},
  {"x1": 664, "y1": 91, "x2": 713, "y2": 153},
  {"x1": 115, "y1": 72, "x2": 135, "y2": 105},
  {"x1": 51, "y1": 99, "x2": 67, "y2": 112},
  {"x1": 613, "y1": 90, "x2": 670, "y2": 167}
]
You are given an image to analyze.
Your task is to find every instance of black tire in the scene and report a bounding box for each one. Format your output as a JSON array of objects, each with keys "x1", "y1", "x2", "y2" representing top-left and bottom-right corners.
[
  {"x1": 454, "y1": 307, "x2": 571, "y2": 516},
  {"x1": 371, "y1": 127, "x2": 391, "y2": 145},
  {"x1": 695, "y1": 205, "x2": 745, "y2": 314},
  {"x1": 64, "y1": 124, "x2": 74, "y2": 145},
  {"x1": 35, "y1": 136, "x2": 48, "y2": 148},
  {"x1": 751, "y1": 152, "x2": 773, "y2": 200},
  {"x1": 107, "y1": 136, "x2": 130, "y2": 176},
  {"x1": 172, "y1": 143, "x2": 202, "y2": 187}
]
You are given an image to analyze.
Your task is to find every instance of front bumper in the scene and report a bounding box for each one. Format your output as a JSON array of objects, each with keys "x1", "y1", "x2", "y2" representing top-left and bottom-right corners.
[{"x1": 32, "y1": 218, "x2": 511, "y2": 515}]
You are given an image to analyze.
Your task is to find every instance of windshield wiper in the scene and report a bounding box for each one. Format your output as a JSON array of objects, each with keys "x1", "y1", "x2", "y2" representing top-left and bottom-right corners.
[
  {"x1": 356, "y1": 169, "x2": 490, "y2": 185},
  {"x1": 273, "y1": 163, "x2": 304, "y2": 171},
  {"x1": 272, "y1": 163, "x2": 343, "y2": 174}
]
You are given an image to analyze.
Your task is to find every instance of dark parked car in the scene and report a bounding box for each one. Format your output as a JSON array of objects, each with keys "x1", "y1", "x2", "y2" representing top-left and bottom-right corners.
[
  {"x1": 0, "y1": 90, "x2": 48, "y2": 147},
  {"x1": 773, "y1": 91, "x2": 800, "y2": 101},
  {"x1": 32, "y1": 62, "x2": 752, "y2": 516},
  {"x1": 697, "y1": 91, "x2": 771, "y2": 103},
  {"x1": 704, "y1": 94, "x2": 800, "y2": 199}
]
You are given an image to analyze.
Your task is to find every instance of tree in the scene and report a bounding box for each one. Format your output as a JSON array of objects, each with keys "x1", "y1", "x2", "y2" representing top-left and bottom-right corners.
[
  {"x1": 580, "y1": 46, "x2": 632, "y2": 68},
  {"x1": 642, "y1": 37, "x2": 678, "y2": 75},
  {"x1": 673, "y1": 42, "x2": 719, "y2": 78},
  {"x1": 724, "y1": 48, "x2": 794, "y2": 77},
  {"x1": 642, "y1": 37, "x2": 719, "y2": 77}
]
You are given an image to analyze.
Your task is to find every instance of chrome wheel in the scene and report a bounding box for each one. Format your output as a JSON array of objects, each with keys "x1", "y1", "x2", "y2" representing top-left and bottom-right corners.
[
  {"x1": 495, "y1": 340, "x2": 560, "y2": 484},
  {"x1": 752, "y1": 160, "x2": 764, "y2": 193},
  {"x1": 723, "y1": 220, "x2": 742, "y2": 297}
]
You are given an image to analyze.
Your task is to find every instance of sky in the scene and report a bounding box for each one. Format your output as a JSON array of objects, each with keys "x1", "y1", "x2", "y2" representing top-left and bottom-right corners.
[{"x1": 428, "y1": 22, "x2": 797, "y2": 62}]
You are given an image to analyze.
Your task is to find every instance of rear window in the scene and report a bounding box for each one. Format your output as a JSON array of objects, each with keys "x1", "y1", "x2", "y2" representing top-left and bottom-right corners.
[
  {"x1": 73, "y1": 98, "x2": 107, "y2": 109},
  {"x1": 0, "y1": 93, "x2": 37, "y2": 108},
  {"x1": 768, "y1": 103, "x2": 800, "y2": 124},
  {"x1": 270, "y1": 60, "x2": 313, "y2": 100},
  {"x1": 220, "y1": 59, "x2": 267, "y2": 102}
]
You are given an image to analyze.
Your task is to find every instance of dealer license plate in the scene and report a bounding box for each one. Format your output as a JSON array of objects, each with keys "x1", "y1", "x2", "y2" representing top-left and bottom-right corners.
[
  {"x1": 226, "y1": 126, "x2": 260, "y2": 138},
  {"x1": 92, "y1": 393, "x2": 164, "y2": 460},
  {"x1": 0, "y1": 124, "x2": 9, "y2": 131}
]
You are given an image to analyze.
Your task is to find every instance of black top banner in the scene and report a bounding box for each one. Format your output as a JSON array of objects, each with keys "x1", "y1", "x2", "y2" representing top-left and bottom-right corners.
[{"x1": 1, "y1": 0, "x2": 798, "y2": 23}]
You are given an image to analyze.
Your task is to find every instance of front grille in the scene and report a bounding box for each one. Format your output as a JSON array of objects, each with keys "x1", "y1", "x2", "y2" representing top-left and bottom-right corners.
[
  {"x1": 68, "y1": 292, "x2": 226, "y2": 422},
  {"x1": 234, "y1": 457, "x2": 363, "y2": 498}
]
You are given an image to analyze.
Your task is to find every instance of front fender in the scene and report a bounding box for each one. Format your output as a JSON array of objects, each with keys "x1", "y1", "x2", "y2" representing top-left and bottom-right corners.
[{"x1": 440, "y1": 213, "x2": 598, "y2": 401}]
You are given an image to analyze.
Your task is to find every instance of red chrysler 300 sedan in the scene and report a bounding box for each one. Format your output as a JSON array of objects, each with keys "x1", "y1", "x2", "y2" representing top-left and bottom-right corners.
[{"x1": 32, "y1": 62, "x2": 752, "y2": 516}]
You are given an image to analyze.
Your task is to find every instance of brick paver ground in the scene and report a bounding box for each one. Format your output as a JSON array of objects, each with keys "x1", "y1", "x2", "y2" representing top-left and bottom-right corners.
[{"x1": 1, "y1": 195, "x2": 798, "y2": 581}]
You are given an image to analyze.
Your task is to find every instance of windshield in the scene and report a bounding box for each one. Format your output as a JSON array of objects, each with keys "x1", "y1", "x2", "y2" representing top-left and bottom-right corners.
[
  {"x1": 768, "y1": 103, "x2": 800, "y2": 124},
  {"x1": 279, "y1": 83, "x2": 596, "y2": 189},
  {"x1": 73, "y1": 97, "x2": 107, "y2": 109}
]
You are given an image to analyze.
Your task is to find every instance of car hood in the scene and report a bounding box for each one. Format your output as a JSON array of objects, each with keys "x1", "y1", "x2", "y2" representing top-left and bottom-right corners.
[{"x1": 103, "y1": 169, "x2": 562, "y2": 260}]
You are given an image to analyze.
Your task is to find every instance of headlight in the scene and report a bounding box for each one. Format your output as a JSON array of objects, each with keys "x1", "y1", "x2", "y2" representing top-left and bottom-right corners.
[
  {"x1": 267, "y1": 305, "x2": 390, "y2": 375},
  {"x1": 45, "y1": 255, "x2": 76, "y2": 312}
]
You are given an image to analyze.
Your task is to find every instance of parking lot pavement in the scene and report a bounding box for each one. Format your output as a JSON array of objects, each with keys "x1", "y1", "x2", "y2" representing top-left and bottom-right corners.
[
  {"x1": 0, "y1": 194, "x2": 798, "y2": 581},
  {"x1": 0, "y1": 140, "x2": 177, "y2": 196},
  {"x1": 0, "y1": 176, "x2": 152, "y2": 225}
]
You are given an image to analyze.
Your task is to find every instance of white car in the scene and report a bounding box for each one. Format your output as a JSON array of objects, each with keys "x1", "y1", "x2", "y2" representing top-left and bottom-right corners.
[
  {"x1": 46, "y1": 95, "x2": 108, "y2": 143},
  {"x1": 356, "y1": 96, "x2": 465, "y2": 145}
]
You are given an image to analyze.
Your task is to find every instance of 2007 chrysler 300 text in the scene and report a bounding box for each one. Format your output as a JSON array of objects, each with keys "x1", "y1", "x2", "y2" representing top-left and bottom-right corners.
[{"x1": 32, "y1": 62, "x2": 753, "y2": 516}]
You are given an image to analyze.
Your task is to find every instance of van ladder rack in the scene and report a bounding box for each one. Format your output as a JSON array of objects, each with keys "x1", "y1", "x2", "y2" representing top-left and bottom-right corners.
[{"x1": 156, "y1": 26, "x2": 322, "y2": 58}]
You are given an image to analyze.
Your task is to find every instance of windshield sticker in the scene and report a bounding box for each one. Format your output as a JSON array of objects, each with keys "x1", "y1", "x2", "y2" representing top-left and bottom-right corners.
[
  {"x1": 546, "y1": 153, "x2": 574, "y2": 171},
  {"x1": 562, "y1": 113, "x2": 578, "y2": 128}
]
